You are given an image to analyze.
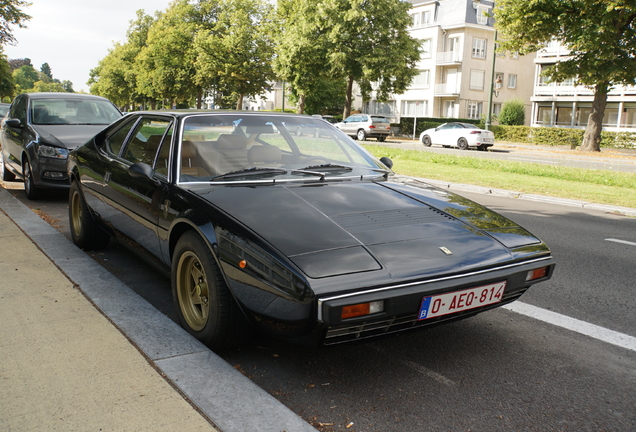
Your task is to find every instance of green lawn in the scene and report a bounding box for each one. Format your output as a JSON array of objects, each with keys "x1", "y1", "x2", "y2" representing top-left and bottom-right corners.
[{"x1": 363, "y1": 145, "x2": 636, "y2": 209}]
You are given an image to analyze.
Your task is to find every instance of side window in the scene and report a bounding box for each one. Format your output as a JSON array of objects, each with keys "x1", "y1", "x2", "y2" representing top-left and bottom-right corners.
[
  {"x1": 10, "y1": 96, "x2": 27, "y2": 124},
  {"x1": 122, "y1": 117, "x2": 172, "y2": 166},
  {"x1": 105, "y1": 118, "x2": 137, "y2": 156},
  {"x1": 154, "y1": 124, "x2": 174, "y2": 176}
]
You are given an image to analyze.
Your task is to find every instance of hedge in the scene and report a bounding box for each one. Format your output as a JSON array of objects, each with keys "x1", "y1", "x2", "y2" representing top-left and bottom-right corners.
[{"x1": 397, "y1": 118, "x2": 636, "y2": 149}]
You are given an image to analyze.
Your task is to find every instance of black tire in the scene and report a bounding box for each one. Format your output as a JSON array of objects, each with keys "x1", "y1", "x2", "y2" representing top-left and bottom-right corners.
[
  {"x1": 357, "y1": 129, "x2": 367, "y2": 141},
  {"x1": 69, "y1": 181, "x2": 110, "y2": 250},
  {"x1": 0, "y1": 150, "x2": 16, "y2": 181},
  {"x1": 23, "y1": 158, "x2": 42, "y2": 200},
  {"x1": 457, "y1": 137, "x2": 469, "y2": 150},
  {"x1": 172, "y1": 231, "x2": 251, "y2": 351},
  {"x1": 377, "y1": 136, "x2": 386, "y2": 142},
  {"x1": 421, "y1": 135, "x2": 432, "y2": 147},
  {"x1": 478, "y1": 145, "x2": 488, "y2": 152}
]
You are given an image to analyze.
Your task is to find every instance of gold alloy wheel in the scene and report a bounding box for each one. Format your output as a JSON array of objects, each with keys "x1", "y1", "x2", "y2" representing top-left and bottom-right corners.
[
  {"x1": 176, "y1": 251, "x2": 210, "y2": 331},
  {"x1": 70, "y1": 190, "x2": 82, "y2": 236}
]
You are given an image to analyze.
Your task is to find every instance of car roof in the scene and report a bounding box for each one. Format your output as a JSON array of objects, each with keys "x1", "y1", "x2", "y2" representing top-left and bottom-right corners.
[
  {"x1": 23, "y1": 92, "x2": 112, "y2": 101},
  {"x1": 124, "y1": 110, "x2": 319, "y2": 119}
]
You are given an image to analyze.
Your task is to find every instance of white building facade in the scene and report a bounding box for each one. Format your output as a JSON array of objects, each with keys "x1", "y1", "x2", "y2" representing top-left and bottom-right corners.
[
  {"x1": 532, "y1": 40, "x2": 636, "y2": 131},
  {"x1": 356, "y1": 0, "x2": 535, "y2": 125}
]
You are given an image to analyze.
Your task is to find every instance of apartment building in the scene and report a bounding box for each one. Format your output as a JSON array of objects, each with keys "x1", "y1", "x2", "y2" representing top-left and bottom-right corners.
[
  {"x1": 532, "y1": 40, "x2": 636, "y2": 131},
  {"x1": 356, "y1": 0, "x2": 534, "y2": 125}
]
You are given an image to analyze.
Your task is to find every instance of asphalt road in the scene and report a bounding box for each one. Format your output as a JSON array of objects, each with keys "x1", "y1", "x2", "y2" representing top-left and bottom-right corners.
[{"x1": 3, "y1": 176, "x2": 635, "y2": 432}]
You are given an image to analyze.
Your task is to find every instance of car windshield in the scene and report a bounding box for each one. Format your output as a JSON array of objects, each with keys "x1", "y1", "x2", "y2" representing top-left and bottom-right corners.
[
  {"x1": 30, "y1": 99, "x2": 121, "y2": 125},
  {"x1": 459, "y1": 123, "x2": 479, "y2": 129},
  {"x1": 178, "y1": 114, "x2": 389, "y2": 183}
]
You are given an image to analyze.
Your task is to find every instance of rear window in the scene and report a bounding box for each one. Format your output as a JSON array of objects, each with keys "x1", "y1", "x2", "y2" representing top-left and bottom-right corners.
[{"x1": 371, "y1": 116, "x2": 389, "y2": 124}]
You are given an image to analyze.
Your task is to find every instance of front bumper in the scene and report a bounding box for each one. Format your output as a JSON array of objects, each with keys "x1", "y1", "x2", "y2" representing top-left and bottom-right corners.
[{"x1": 318, "y1": 256, "x2": 554, "y2": 345}]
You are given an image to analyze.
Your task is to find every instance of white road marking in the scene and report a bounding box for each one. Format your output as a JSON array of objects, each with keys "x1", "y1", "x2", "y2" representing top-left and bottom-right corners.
[
  {"x1": 402, "y1": 360, "x2": 457, "y2": 386},
  {"x1": 605, "y1": 238, "x2": 636, "y2": 247},
  {"x1": 503, "y1": 302, "x2": 636, "y2": 352}
]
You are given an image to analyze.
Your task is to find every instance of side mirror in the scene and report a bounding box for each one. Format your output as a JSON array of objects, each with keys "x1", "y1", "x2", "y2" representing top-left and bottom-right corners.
[
  {"x1": 128, "y1": 162, "x2": 159, "y2": 186},
  {"x1": 5, "y1": 118, "x2": 22, "y2": 128},
  {"x1": 380, "y1": 156, "x2": 393, "y2": 169}
]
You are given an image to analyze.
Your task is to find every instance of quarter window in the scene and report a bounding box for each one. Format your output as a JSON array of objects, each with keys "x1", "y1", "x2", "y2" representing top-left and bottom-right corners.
[
  {"x1": 105, "y1": 119, "x2": 137, "y2": 156},
  {"x1": 472, "y1": 38, "x2": 487, "y2": 59},
  {"x1": 122, "y1": 117, "x2": 172, "y2": 166}
]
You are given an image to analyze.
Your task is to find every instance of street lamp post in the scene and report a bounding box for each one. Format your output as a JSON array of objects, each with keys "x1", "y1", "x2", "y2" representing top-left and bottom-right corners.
[{"x1": 485, "y1": 30, "x2": 498, "y2": 131}]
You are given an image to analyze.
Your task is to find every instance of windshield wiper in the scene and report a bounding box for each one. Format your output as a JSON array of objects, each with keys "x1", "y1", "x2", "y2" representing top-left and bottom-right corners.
[
  {"x1": 299, "y1": 163, "x2": 353, "y2": 172},
  {"x1": 210, "y1": 167, "x2": 287, "y2": 181}
]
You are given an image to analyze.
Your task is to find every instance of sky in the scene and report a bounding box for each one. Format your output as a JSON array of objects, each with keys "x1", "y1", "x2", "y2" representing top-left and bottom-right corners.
[{"x1": 4, "y1": 0, "x2": 174, "y2": 93}]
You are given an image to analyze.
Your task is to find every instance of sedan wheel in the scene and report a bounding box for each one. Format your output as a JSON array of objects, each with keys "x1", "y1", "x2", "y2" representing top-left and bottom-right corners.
[
  {"x1": 457, "y1": 137, "x2": 469, "y2": 150},
  {"x1": 357, "y1": 129, "x2": 367, "y2": 141},
  {"x1": 421, "y1": 135, "x2": 432, "y2": 147},
  {"x1": 23, "y1": 159, "x2": 41, "y2": 200},
  {"x1": 0, "y1": 150, "x2": 16, "y2": 181},
  {"x1": 69, "y1": 181, "x2": 110, "y2": 250},
  {"x1": 172, "y1": 231, "x2": 251, "y2": 351}
]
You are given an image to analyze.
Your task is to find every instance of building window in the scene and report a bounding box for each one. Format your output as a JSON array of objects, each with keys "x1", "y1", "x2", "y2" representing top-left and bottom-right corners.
[
  {"x1": 470, "y1": 70, "x2": 485, "y2": 91},
  {"x1": 371, "y1": 101, "x2": 396, "y2": 115},
  {"x1": 493, "y1": 103, "x2": 502, "y2": 116},
  {"x1": 403, "y1": 100, "x2": 427, "y2": 117},
  {"x1": 508, "y1": 74, "x2": 517, "y2": 89},
  {"x1": 411, "y1": 10, "x2": 431, "y2": 28},
  {"x1": 476, "y1": 6, "x2": 489, "y2": 25},
  {"x1": 467, "y1": 102, "x2": 483, "y2": 119},
  {"x1": 421, "y1": 39, "x2": 432, "y2": 58},
  {"x1": 412, "y1": 70, "x2": 430, "y2": 88},
  {"x1": 472, "y1": 38, "x2": 487, "y2": 59}
]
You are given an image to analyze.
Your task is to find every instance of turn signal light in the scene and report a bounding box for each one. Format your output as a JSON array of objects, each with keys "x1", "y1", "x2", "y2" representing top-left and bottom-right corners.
[
  {"x1": 341, "y1": 301, "x2": 384, "y2": 319},
  {"x1": 526, "y1": 267, "x2": 548, "y2": 281}
]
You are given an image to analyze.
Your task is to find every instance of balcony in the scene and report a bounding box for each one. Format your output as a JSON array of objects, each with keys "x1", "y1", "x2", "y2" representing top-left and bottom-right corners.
[
  {"x1": 436, "y1": 51, "x2": 462, "y2": 64},
  {"x1": 434, "y1": 84, "x2": 460, "y2": 96}
]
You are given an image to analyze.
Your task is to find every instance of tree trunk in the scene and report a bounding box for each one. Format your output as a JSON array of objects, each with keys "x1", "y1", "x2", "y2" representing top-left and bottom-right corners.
[
  {"x1": 297, "y1": 94, "x2": 305, "y2": 114},
  {"x1": 236, "y1": 94, "x2": 244, "y2": 110},
  {"x1": 580, "y1": 82, "x2": 609, "y2": 152},
  {"x1": 343, "y1": 75, "x2": 354, "y2": 119},
  {"x1": 196, "y1": 87, "x2": 202, "y2": 109}
]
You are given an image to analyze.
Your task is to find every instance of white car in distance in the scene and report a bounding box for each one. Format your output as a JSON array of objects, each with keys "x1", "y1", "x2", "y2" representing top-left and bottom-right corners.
[{"x1": 419, "y1": 122, "x2": 494, "y2": 151}]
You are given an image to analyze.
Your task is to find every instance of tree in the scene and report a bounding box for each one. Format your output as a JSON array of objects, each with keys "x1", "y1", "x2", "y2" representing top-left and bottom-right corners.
[
  {"x1": 274, "y1": 0, "x2": 332, "y2": 114},
  {"x1": 90, "y1": 10, "x2": 156, "y2": 109},
  {"x1": 195, "y1": 0, "x2": 275, "y2": 110},
  {"x1": 8, "y1": 57, "x2": 30, "y2": 70},
  {"x1": 0, "y1": 48, "x2": 14, "y2": 100},
  {"x1": 0, "y1": 0, "x2": 31, "y2": 46},
  {"x1": 136, "y1": 1, "x2": 202, "y2": 108},
  {"x1": 494, "y1": 1, "x2": 636, "y2": 152},
  {"x1": 316, "y1": 0, "x2": 421, "y2": 118},
  {"x1": 40, "y1": 62, "x2": 52, "y2": 80},
  {"x1": 498, "y1": 99, "x2": 525, "y2": 126},
  {"x1": 12, "y1": 63, "x2": 37, "y2": 90}
]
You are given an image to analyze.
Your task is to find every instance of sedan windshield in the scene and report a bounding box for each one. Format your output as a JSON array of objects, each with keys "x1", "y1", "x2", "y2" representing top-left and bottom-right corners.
[
  {"x1": 179, "y1": 114, "x2": 388, "y2": 183},
  {"x1": 31, "y1": 99, "x2": 121, "y2": 125}
]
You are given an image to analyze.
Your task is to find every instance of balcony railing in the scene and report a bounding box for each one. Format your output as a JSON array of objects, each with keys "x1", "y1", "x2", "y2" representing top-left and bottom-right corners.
[
  {"x1": 436, "y1": 51, "x2": 462, "y2": 63},
  {"x1": 434, "y1": 84, "x2": 460, "y2": 95}
]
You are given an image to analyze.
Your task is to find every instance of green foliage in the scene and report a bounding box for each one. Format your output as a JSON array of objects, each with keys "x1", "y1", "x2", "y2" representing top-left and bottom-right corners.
[
  {"x1": 488, "y1": 125, "x2": 636, "y2": 149},
  {"x1": 494, "y1": 1, "x2": 636, "y2": 151},
  {"x1": 195, "y1": 0, "x2": 275, "y2": 110},
  {"x1": 40, "y1": 63, "x2": 52, "y2": 80},
  {"x1": 0, "y1": 48, "x2": 14, "y2": 99},
  {"x1": 498, "y1": 99, "x2": 525, "y2": 126},
  {"x1": 12, "y1": 64, "x2": 37, "y2": 89},
  {"x1": 0, "y1": 0, "x2": 31, "y2": 46}
]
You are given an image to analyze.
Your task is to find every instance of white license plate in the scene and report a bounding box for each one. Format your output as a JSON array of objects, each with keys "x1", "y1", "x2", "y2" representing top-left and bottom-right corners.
[
  {"x1": 418, "y1": 281, "x2": 506, "y2": 320},
  {"x1": 482, "y1": 138, "x2": 494, "y2": 143}
]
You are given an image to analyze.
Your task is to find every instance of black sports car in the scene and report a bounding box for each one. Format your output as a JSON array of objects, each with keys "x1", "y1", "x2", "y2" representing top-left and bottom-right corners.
[{"x1": 67, "y1": 111, "x2": 555, "y2": 350}]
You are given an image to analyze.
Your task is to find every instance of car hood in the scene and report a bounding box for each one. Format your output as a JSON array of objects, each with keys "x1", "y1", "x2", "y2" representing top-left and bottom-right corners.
[
  {"x1": 32, "y1": 124, "x2": 110, "y2": 150},
  {"x1": 190, "y1": 176, "x2": 544, "y2": 281}
]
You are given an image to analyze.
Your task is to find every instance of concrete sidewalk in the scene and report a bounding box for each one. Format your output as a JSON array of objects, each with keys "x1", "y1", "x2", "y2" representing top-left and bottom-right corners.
[
  {"x1": 0, "y1": 209, "x2": 218, "y2": 431},
  {"x1": 0, "y1": 186, "x2": 317, "y2": 432}
]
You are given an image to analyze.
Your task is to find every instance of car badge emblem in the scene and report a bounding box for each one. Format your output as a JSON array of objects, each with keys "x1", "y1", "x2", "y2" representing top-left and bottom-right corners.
[{"x1": 439, "y1": 246, "x2": 453, "y2": 256}]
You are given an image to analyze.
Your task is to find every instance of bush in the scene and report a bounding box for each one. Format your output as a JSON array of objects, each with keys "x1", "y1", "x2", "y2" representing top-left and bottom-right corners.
[{"x1": 498, "y1": 99, "x2": 525, "y2": 126}]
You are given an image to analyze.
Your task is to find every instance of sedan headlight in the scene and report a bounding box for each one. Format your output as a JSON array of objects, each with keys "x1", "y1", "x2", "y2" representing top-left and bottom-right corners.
[{"x1": 38, "y1": 145, "x2": 69, "y2": 159}]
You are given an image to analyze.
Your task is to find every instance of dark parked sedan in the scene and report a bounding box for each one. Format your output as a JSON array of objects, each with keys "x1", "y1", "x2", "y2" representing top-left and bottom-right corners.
[
  {"x1": 0, "y1": 92, "x2": 121, "y2": 199},
  {"x1": 67, "y1": 110, "x2": 555, "y2": 351}
]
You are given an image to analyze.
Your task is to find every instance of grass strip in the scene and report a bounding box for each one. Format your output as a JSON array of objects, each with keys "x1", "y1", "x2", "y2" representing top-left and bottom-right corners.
[{"x1": 363, "y1": 145, "x2": 636, "y2": 209}]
